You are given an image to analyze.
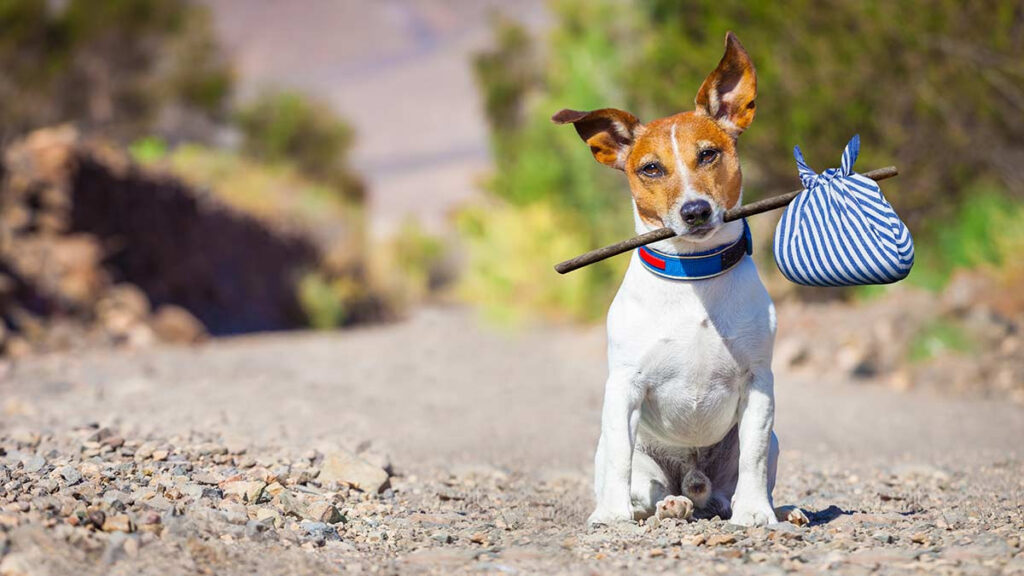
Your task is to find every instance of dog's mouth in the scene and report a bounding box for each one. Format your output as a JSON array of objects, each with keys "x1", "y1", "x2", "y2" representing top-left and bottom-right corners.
[
  {"x1": 679, "y1": 224, "x2": 717, "y2": 239},
  {"x1": 674, "y1": 216, "x2": 723, "y2": 242}
]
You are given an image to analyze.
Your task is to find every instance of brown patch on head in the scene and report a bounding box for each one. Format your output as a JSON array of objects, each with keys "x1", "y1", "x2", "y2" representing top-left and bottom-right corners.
[
  {"x1": 623, "y1": 113, "x2": 742, "y2": 228},
  {"x1": 551, "y1": 32, "x2": 756, "y2": 231}
]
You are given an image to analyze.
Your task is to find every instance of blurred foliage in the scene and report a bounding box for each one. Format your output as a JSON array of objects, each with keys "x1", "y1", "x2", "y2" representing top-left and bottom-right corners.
[
  {"x1": 297, "y1": 272, "x2": 360, "y2": 330},
  {"x1": 132, "y1": 142, "x2": 362, "y2": 233},
  {"x1": 374, "y1": 219, "x2": 450, "y2": 306},
  {"x1": 907, "y1": 318, "x2": 975, "y2": 362},
  {"x1": 131, "y1": 140, "x2": 381, "y2": 329},
  {"x1": 457, "y1": 201, "x2": 618, "y2": 324},
  {"x1": 1, "y1": 0, "x2": 378, "y2": 331},
  {"x1": 0, "y1": 0, "x2": 232, "y2": 144},
  {"x1": 907, "y1": 185, "x2": 1024, "y2": 291},
  {"x1": 473, "y1": 17, "x2": 541, "y2": 133},
  {"x1": 467, "y1": 0, "x2": 1024, "y2": 322},
  {"x1": 236, "y1": 90, "x2": 364, "y2": 202}
]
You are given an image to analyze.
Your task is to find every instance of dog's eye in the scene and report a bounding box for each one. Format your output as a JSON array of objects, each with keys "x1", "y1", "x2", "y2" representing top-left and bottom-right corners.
[
  {"x1": 698, "y1": 149, "x2": 720, "y2": 165},
  {"x1": 639, "y1": 162, "x2": 664, "y2": 178}
]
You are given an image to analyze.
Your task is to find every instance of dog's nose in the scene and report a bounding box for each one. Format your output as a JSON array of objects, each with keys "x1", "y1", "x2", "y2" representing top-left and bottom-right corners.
[{"x1": 680, "y1": 200, "x2": 713, "y2": 226}]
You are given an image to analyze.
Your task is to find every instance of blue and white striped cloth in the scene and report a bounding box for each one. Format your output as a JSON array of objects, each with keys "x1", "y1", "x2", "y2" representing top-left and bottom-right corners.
[{"x1": 773, "y1": 135, "x2": 914, "y2": 286}]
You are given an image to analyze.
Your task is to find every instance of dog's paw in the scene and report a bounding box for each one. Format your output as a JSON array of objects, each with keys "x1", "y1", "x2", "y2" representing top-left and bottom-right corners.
[
  {"x1": 729, "y1": 500, "x2": 777, "y2": 527},
  {"x1": 587, "y1": 508, "x2": 633, "y2": 528},
  {"x1": 774, "y1": 505, "x2": 809, "y2": 526},
  {"x1": 655, "y1": 495, "x2": 694, "y2": 520}
]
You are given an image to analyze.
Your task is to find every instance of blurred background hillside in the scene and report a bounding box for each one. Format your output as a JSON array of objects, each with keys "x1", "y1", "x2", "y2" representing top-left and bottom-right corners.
[{"x1": 0, "y1": 0, "x2": 1020, "y2": 402}]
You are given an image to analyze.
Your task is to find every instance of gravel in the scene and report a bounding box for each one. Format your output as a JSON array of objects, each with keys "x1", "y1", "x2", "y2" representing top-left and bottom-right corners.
[
  {"x1": 0, "y1": 308, "x2": 1020, "y2": 574},
  {"x1": 1, "y1": 427, "x2": 1020, "y2": 575}
]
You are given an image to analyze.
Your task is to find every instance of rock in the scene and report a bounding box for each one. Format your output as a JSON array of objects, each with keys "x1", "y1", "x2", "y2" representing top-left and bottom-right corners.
[
  {"x1": 151, "y1": 449, "x2": 169, "y2": 462},
  {"x1": 101, "y1": 514, "x2": 135, "y2": 533},
  {"x1": 278, "y1": 491, "x2": 306, "y2": 520},
  {"x1": 837, "y1": 340, "x2": 877, "y2": 378},
  {"x1": 221, "y1": 480, "x2": 266, "y2": 504},
  {"x1": 319, "y1": 450, "x2": 390, "y2": 493},
  {"x1": 305, "y1": 500, "x2": 346, "y2": 524},
  {"x1": 219, "y1": 501, "x2": 248, "y2": 525},
  {"x1": 101, "y1": 435, "x2": 124, "y2": 449},
  {"x1": 254, "y1": 507, "x2": 283, "y2": 529},
  {"x1": 96, "y1": 284, "x2": 150, "y2": 324},
  {"x1": 22, "y1": 455, "x2": 45, "y2": 473},
  {"x1": 150, "y1": 305, "x2": 207, "y2": 344},
  {"x1": 706, "y1": 534, "x2": 737, "y2": 547},
  {"x1": 432, "y1": 531, "x2": 454, "y2": 544},
  {"x1": 776, "y1": 338, "x2": 810, "y2": 368},
  {"x1": 245, "y1": 518, "x2": 275, "y2": 540},
  {"x1": 192, "y1": 472, "x2": 221, "y2": 485},
  {"x1": 872, "y1": 531, "x2": 894, "y2": 544},
  {"x1": 57, "y1": 465, "x2": 82, "y2": 485},
  {"x1": 299, "y1": 521, "x2": 339, "y2": 546},
  {"x1": 87, "y1": 510, "x2": 106, "y2": 529}
]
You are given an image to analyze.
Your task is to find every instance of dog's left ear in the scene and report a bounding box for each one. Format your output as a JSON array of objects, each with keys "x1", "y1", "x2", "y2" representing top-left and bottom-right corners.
[
  {"x1": 695, "y1": 32, "x2": 757, "y2": 137},
  {"x1": 552, "y1": 108, "x2": 640, "y2": 171}
]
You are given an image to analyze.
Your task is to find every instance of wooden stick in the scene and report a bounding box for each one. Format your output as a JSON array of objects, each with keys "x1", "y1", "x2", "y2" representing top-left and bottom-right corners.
[{"x1": 554, "y1": 166, "x2": 898, "y2": 274}]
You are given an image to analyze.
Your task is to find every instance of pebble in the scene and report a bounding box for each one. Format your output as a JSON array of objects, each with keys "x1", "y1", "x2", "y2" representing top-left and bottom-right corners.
[
  {"x1": 192, "y1": 472, "x2": 221, "y2": 485},
  {"x1": 22, "y1": 456, "x2": 45, "y2": 474},
  {"x1": 221, "y1": 480, "x2": 266, "y2": 504},
  {"x1": 57, "y1": 465, "x2": 82, "y2": 485},
  {"x1": 304, "y1": 500, "x2": 346, "y2": 524},
  {"x1": 706, "y1": 534, "x2": 737, "y2": 547},
  {"x1": 102, "y1": 514, "x2": 135, "y2": 533},
  {"x1": 0, "y1": 426, "x2": 1017, "y2": 575},
  {"x1": 431, "y1": 531, "x2": 454, "y2": 544},
  {"x1": 319, "y1": 450, "x2": 390, "y2": 493},
  {"x1": 299, "y1": 521, "x2": 339, "y2": 546}
]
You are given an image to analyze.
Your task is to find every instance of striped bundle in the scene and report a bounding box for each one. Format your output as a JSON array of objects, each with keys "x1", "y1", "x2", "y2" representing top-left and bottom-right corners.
[{"x1": 773, "y1": 135, "x2": 914, "y2": 287}]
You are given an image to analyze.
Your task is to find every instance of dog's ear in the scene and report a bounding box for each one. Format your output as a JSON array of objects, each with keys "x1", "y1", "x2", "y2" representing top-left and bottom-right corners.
[
  {"x1": 552, "y1": 108, "x2": 640, "y2": 170},
  {"x1": 695, "y1": 32, "x2": 757, "y2": 137}
]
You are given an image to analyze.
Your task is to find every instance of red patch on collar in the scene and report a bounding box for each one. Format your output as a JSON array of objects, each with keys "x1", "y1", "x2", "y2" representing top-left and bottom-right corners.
[{"x1": 639, "y1": 247, "x2": 666, "y2": 270}]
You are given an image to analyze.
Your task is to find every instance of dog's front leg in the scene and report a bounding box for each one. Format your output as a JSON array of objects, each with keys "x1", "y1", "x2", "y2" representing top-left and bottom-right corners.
[
  {"x1": 730, "y1": 368, "x2": 778, "y2": 527},
  {"x1": 588, "y1": 371, "x2": 642, "y2": 527}
]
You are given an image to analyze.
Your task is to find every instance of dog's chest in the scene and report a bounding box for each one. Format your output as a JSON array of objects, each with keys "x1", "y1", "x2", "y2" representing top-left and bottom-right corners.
[
  {"x1": 634, "y1": 314, "x2": 749, "y2": 447},
  {"x1": 608, "y1": 256, "x2": 773, "y2": 448}
]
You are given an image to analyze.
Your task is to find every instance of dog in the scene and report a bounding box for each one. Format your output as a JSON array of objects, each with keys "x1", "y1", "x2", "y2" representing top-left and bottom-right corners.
[{"x1": 554, "y1": 32, "x2": 802, "y2": 527}]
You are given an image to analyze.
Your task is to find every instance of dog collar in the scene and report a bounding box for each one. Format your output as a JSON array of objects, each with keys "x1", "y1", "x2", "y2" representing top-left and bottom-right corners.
[{"x1": 637, "y1": 220, "x2": 753, "y2": 281}]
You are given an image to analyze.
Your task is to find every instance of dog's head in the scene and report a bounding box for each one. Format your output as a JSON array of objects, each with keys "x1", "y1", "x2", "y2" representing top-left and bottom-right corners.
[{"x1": 553, "y1": 32, "x2": 756, "y2": 246}]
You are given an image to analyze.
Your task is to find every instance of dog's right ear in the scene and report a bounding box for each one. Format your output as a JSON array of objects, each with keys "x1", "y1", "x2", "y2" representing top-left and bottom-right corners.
[{"x1": 552, "y1": 108, "x2": 640, "y2": 171}]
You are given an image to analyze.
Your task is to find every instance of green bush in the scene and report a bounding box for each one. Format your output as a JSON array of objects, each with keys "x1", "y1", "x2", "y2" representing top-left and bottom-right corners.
[
  {"x1": 0, "y1": 0, "x2": 232, "y2": 143},
  {"x1": 457, "y1": 201, "x2": 623, "y2": 325},
  {"x1": 465, "y1": 0, "x2": 1024, "y2": 322},
  {"x1": 379, "y1": 220, "x2": 449, "y2": 303},
  {"x1": 907, "y1": 319, "x2": 974, "y2": 363},
  {"x1": 297, "y1": 272, "x2": 349, "y2": 330},
  {"x1": 235, "y1": 90, "x2": 364, "y2": 202},
  {"x1": 907, "y1": 186, "x2": 1024, "y2": 291}
]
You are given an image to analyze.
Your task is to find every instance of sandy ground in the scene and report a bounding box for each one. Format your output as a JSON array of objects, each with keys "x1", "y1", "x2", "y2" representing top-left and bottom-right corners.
[{"x1": 1, "y1": 307, "x2": 1022, "y2": 574}]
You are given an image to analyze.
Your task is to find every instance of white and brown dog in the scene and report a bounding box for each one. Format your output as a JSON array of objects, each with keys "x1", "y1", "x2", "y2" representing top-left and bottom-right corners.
[{"x1": 555, "y1": 32, "x2": 801, "y2": 527}]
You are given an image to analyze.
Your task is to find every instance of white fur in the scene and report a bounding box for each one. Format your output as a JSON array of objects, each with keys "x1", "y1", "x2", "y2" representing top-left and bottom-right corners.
[{"x1": 589, "y1": 134, "x2": 779, "y2": 527}]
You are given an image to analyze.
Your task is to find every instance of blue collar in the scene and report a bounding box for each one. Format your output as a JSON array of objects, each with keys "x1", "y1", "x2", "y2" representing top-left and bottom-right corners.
[{"x1": 637, "y1": 220, "x2": 753, "y2": 281}]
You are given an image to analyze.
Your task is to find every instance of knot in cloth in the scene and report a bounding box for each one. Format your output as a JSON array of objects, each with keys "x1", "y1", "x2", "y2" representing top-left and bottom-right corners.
[{"x1": 773, "y1": 135, "x2": 914, "y2": 286}]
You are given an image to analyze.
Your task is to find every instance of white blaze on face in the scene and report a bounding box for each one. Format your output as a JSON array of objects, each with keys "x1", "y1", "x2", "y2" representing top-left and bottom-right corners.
[{"x1": 669, "y1": 123, "x2": 711, "y2": 211}]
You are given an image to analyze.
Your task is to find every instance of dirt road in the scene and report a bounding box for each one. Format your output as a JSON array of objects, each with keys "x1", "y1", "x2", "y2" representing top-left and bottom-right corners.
[{"x1": 1, "y1": 307, "x2": 1022, "y2": 574}]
